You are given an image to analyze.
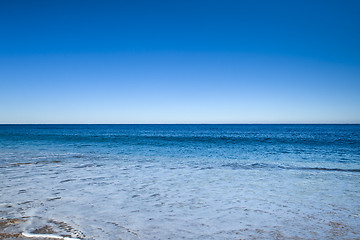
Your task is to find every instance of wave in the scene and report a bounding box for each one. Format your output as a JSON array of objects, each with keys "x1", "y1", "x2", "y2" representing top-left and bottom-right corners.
[
  {"x1": 1, "y1": 132, "x2": 359, "y2": 147},
  {"x1": 22, "y1": 232, "x2": 80, "y2": 240},
  {"x1": 221, "y1": 163, "x2": 360, "y2": 172},
  {"x1": 299, "y1": 167, "x2": 360, "y2": 172}
]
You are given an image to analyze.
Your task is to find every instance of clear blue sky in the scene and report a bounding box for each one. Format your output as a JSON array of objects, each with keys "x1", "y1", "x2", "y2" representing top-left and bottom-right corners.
[{"x1": 0, "y1": 0, "x2": 359, "y2": 123}]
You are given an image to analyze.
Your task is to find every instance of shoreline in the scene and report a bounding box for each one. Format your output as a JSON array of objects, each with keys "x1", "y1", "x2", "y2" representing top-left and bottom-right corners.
[{"x1": 0, "y1": 217, "x2": 84, "y2": 240}]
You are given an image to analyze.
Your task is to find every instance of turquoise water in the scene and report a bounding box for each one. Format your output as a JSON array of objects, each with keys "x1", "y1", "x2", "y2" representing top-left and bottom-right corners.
[{"x1": 1, "y1": 124, "x2": 360, "y2": 239}]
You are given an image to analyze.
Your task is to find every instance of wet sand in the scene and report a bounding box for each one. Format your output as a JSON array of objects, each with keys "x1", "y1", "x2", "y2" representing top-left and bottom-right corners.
[{"x1": 0, "y1": 217, "x2": 84, "y2": 240}]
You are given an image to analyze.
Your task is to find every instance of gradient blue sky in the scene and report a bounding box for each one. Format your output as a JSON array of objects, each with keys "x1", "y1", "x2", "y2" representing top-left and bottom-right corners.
[{"x1": 0, "y1": 0, "x2": 359, "y2": 123}]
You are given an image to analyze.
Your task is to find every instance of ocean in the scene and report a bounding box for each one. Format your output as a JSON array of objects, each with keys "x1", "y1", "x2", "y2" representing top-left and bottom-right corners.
[{"x1": 0, "y1": 124, "x2": 359, "y2": 239}]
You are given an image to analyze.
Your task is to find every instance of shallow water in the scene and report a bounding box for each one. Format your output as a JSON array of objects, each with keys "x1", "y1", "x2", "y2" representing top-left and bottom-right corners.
[{"x1": 1, "y1": 124, "x2": 359, "y2": 239}]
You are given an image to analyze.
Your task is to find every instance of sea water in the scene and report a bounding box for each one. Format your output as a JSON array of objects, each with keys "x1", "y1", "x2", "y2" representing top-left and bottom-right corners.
[{"x1": 0, "y1": 124, "x2": 359, "y2": 239}]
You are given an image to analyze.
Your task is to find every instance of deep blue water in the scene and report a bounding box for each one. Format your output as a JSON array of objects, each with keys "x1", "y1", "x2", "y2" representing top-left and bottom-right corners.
[
  {"x1": 1, "y1": 124, "x2": 360, "y2": 239},
  {"x1": 1, "y1": 124, "x2": 359, "y2": 170}
]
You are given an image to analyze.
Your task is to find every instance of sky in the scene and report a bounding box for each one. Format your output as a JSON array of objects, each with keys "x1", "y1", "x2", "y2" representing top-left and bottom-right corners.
[{"x1": 0, "y1": 0, "x2": 359, "y2": 124}]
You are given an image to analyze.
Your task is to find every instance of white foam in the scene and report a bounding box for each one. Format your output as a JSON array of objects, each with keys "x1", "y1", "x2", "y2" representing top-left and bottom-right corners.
[{"x1": 22, "y1": 232, "x2": 80, "y2": 240}]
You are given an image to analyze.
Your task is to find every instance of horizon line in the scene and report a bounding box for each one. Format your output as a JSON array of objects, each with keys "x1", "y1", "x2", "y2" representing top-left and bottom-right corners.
[{"x1": 1, "y1": 123, "x2": 359, "y2": 125}]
